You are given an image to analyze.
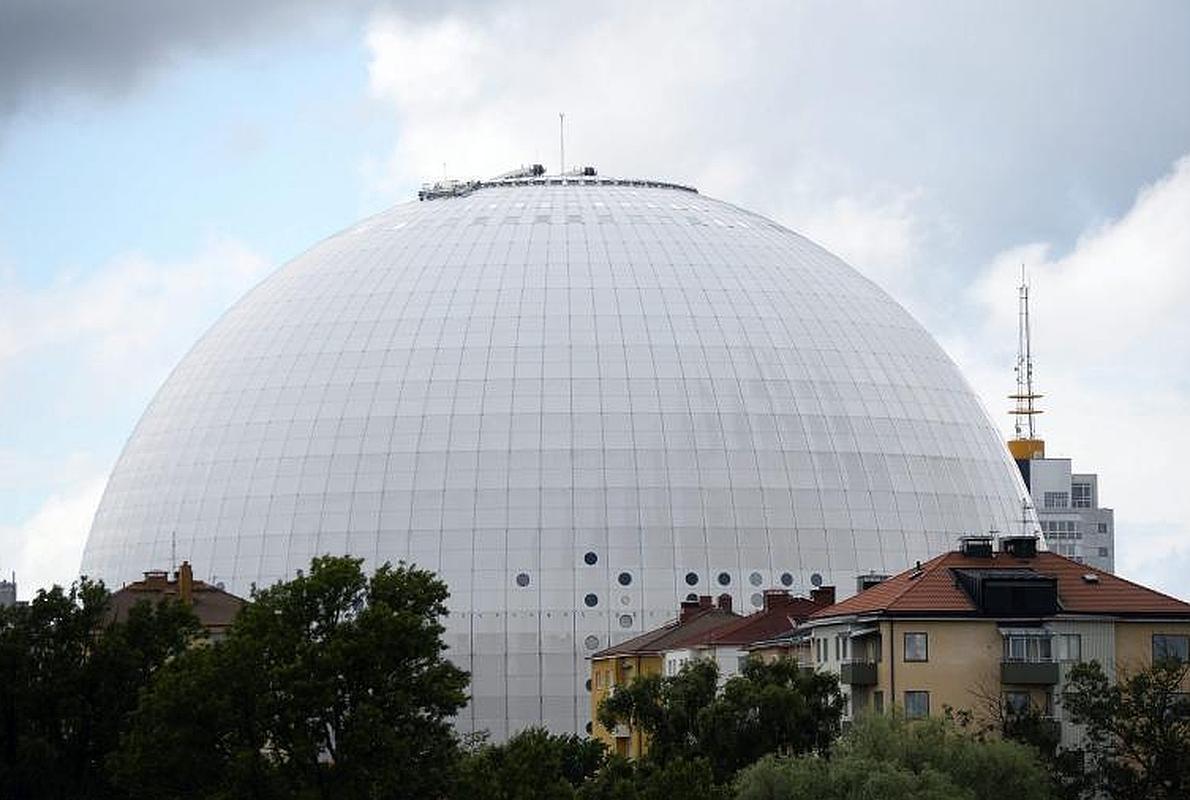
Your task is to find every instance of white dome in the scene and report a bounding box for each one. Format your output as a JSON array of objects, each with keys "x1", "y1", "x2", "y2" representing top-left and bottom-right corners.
[{"x1": 82, "y1": 177, "x2": 1029, "y2": 737}]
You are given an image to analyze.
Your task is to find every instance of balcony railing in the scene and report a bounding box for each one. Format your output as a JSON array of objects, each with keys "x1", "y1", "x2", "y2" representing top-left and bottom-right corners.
[
  {"x1": 840, "y1": 660, "x2": 878, "y2": 685},
  {"x1": 1001, "y1": 660, "x2": 1059, "y2": 685}
]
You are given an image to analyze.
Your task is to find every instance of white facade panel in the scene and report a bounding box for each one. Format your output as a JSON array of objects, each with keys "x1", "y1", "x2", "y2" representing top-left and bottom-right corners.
[{"x1": 81, "y1": 179, "x2": 1031, "y2": 737}]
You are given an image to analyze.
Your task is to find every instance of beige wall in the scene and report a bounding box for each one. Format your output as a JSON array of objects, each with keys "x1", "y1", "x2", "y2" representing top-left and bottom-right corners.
[
  {"x1": 1114, "y1": 621, "x2": 1190, "y2": 688},
  {"x1": 589, "y1": 654, "x2": 662, "y2": 758}
]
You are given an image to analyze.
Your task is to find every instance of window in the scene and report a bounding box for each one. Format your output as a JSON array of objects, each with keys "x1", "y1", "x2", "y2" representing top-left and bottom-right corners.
[
  {"x1": 1153, "y1": 634, "x2": 1190, "y2": 664},
  {"x1": 873, "y1": 690, "x2": 884, "y2": 714},
  {"x1": 834, "y1": 636, "x2": 840, "y2": 661},
  {"x1": 1097, "y1": 523, "x2": 1108, "y2": 534},
  {"x1": 1097, "y1": 547, "x2": 1109, "y2": 558},
  {"x1": 1057, "y1": 634, "x2": 1082, "y2": 663},
  {"x1": 1072, "y1": 483, "x2": 1092, "y2": 508},
  {"x1": 904, "y1": 632, "x2": 928, "y2": 662},
  {"x1": 1044, "y1": 491, "x2": 1069, "y2": 509},
  {"x1": 1004, "y1": 633, "x2": 1053, "y2": 662},
  {"x1": 904, "y1": 691, "x2": 930, "y2": 718},
  {"x1": 1004, "y1": 691, "x2": 1031, "y2": 714}
]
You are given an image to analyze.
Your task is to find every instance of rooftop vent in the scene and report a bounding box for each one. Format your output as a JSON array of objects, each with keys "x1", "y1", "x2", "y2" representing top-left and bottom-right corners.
[
  {"x1": 959, "y1": 535, "x2": 995, "y2": 558},
  {"x1": 1082, "y1": 573, "x2": 1100, "y2": 584},
  {"x1": 1000, "y1": 535, "x2": 1039, "y2": 559}
]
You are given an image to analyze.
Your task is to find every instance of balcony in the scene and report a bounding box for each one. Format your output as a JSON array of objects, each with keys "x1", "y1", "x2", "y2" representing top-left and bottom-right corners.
[
  {"x1": 1001, "y1": 660, "x2": 1059, "y2": 685},
  {"x1": 840, "y1": 660, "x2": 878, "y2": 685}
]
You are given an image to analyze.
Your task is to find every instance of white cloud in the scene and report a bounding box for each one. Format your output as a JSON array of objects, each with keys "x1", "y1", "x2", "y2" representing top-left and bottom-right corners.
[
  {"x1": 0, "y1": 474, "x2": 106, "y2": 596},
  {"x1": 952, "y1": 155, "x2": 1190, "y2": 596},
  {"x1": 0, "y1": 239, "x2": 271, "y2": 596}
]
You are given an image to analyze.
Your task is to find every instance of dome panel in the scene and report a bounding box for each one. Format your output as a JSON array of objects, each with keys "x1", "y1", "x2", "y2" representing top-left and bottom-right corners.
[{"x1": 82, "y1": 180, "x2": 1029, "y2": 738}]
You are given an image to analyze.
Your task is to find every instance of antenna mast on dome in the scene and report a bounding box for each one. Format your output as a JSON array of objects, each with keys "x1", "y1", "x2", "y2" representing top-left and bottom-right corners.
[
  {"x1": 1008, "y1": 264, "x2": 1045, "y2": 460},
  {"x1": 559, "y1": 112, "x2": 566, "y2": 176}
]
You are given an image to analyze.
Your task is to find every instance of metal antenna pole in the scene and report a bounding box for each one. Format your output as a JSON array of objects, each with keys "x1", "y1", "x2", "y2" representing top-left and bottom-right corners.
[
  {"x1": 559, "y1": 112, "x2": 565, "y2": 176},
  {"x1": 1009, "y1": 263, "x2": 1043, "y2": 440}
]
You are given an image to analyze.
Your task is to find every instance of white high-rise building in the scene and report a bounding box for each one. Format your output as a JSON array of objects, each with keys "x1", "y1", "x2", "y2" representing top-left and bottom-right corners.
[{"x1": 1018, "y1": 458, "x2": 1114, "y2": 571}]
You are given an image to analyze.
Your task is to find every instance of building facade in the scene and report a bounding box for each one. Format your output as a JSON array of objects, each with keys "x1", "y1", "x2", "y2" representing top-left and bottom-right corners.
[
  {"x1": 0, "y1": 575, "x2": 15, "y2": 609},
  {"x1": 109, "y1": 561, "x2": 246, "y2": 641},
  {"x1": 1018, "y1": 457, "x2": 1114, "y2": 572},
  {"x1": 804, "y1": 536, "x2": 1190, "y2": 749}
]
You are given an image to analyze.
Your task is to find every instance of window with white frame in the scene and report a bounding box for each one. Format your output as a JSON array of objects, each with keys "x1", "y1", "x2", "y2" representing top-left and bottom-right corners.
[
  {"x1": 1153, "y1": 634, "x2": 1190, "y2": 664},
  {"x1": 1044, "y1": 491, "x2": 1069, "y2": 509},
  {"x1": 1003, "y1": 632, "x2": 1053, "y2": 662},
  {"x1": 1056, "y1": 634, "x2": 1081, "y2": 663},
  {"x1": 1072, "y1": 483, "x2": 1092, "y2": 508}
]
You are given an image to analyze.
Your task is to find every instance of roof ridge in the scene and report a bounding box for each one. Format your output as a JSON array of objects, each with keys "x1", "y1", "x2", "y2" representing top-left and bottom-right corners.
[
  {"x1": 881, "y1": 552, "x2": 953, "y2": 608},
  {"x1": 1044, "y1": 551, "x2": 1190, "y2": 608}
]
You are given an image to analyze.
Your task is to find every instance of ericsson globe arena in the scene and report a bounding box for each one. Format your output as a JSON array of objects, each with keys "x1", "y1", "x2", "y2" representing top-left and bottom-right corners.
[{"x1": 82, "y1": 173, "x2": 1030, "y2": 737}]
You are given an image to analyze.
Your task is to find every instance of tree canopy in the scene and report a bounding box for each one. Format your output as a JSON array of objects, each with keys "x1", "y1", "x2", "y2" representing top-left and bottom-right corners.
[
  {"x1": 0, "y1": 578, "x2": 200, "y2": 799},
  {"x1": 598, "y1": 657, "x2": 844, "y2": 783},
  {"x1": 112, "y1": 556, "x2": 469, "y2": 800}
]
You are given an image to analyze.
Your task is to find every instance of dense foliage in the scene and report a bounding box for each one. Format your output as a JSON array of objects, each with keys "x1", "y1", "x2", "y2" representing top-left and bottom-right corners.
[
  {"x1": 734, "y1": 713, "x2": 1054, "y2": 800},
  {"x1": 599, "y1": 657, "x2": 844, "y2": 782},
  {"x1": 1060, "y1": 659, "x2": 1190, "y2": 800},
  {"x1": 112, "y1": 556, "x2": 469, "y2": 800},
  {"x1": 0, "y1": 579, "x2": 199, "y2": 799}
]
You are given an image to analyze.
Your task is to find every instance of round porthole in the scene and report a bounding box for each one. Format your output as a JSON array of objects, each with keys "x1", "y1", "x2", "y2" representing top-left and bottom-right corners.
[
  {"x1": 584, "y1": 593, "x2": 599, "y2": 607},
  {"x1": 811, "y1": 572, "x2": 823, "y2": 587},
  {"x1": 685, "y1": 592, "x2": 698, "y2": 602},
  {"x1": 585, "y1": 678, "x2": 592, "y2": 691},
  {"x1": 583, "y1": 635, "x2": 600, "y2": 650},
  {"x1": 749, "y1": 571, "x2": 763, "y2": 587},
  {"x1": 685, "y1": 572, "x2": 699, "y2": 586},
  {"x1": 717, "y1": 572, "x2": 731, "y2": 586},
  {"x1": 751, "y1": 592, "x2": 764, "y2": 608},
  {"x1": 585, "y1": 722, "x2": 593, "y2": 734},
  {"x1": 515, "y1": 573, "x2": 530, "y2": 587},
  {"x1": 780, "y1": 572, "x2": 794, "y2": 587},
  {"x1": 619, "y1": 614, "x2": 633, "y2": 628},
  {"x1": 584, "y1": 551, "x2": 598, "y2": 566},
  {"x1": 618, "y1": 571, "x2": 632, "y2": 586}
]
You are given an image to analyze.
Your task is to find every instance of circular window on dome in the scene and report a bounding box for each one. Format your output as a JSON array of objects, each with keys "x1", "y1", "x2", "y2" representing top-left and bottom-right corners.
[
  {"x1": 585, "y1": 679, "x2": 592, "y2": 691},
  {"x1": 583, "y1": 635, "x2": 600, "y2": 651},
  {"x1": 584, "y1": 593, "x2": 599, "y2": 607},
  {"x1": 749, "y1": 571, "x2": 763, "y2": 587},
  {"x1": 780, "y1": 572, "x2": 794, "y2": 587},
  {"x1": 585, "y1": 722, "x2": 593, "y2": 734},
  {"x1": 618, "y1": 571, "x2": 632, "y2": 586},
  {"x1": 685, "y1": 592, "x2": 698, "y2": 602},
  {"x1": 515, "y1": 572, "x2": 530, "y2": 587},
  {"x1": 619, "y1": 614, "x2": 633, "y2": 628},
  {"x1": 685, "y1": 572, "x2": 699, "y2": 586},
  {"x1": 584, "y1": 551, "x2": 598, "y2": 566},
  {"x1": 751, "y1": 593, "x2": 764, "y2": 608},
  {"x1": 811, "y1": 572, "x2": 823, "y2": 587},
  {"x1": 717, "y1": 572, "x2": 731, "y2": 586}
]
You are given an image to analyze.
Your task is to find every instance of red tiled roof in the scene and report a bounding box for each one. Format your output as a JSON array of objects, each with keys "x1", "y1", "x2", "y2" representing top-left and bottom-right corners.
[
  {"x1": 703, "y1": 595, "x2": 822, "y2": 646},
  {"x1": 811, "y1": 551, "x2": 1190, "y2": 620},
  {"x1": 110, "y1": 573, "x2": 247, "y2": 631},
  {"x1": 592, "y1": 606, "x2": 741, "y2": 658}
]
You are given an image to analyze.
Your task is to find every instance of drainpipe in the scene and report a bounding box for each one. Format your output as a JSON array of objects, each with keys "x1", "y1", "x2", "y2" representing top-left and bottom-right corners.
[{"x1": 889, "y1": 620, "x2": 895, "y2": 710}]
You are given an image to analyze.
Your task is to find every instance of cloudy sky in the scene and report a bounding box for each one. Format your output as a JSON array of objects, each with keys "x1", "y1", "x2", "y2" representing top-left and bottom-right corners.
[{"x1": 2, "y1": 0, "x2": 1188, "y2": 599}]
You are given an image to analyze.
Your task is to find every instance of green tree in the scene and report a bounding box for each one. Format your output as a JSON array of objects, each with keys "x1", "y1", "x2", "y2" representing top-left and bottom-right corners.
[
  {"x1": 453, "y1": 727, "x2": 606, "y2": 799},
  {"x1": 1061, "y1": 658, "x2": 1190, "y2": 800},
  {"x1": 0, "y1": 579, "x2": 200, "y2": 800},
  {"x1": 733, "y1": 713, "x2": 1055, "y2": 800},
  {"x1": 576, "y1": 754, "x2": 727, "y2": 800},
  {"x1": 114, "y1": 556, "x2": 470, "y2": 800},
  {"x1": 598, "y1": 658, "x2": 844, "y2": 783}
]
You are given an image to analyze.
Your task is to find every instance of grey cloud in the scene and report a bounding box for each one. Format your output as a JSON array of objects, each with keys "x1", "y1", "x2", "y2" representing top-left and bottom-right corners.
[{"x1": 0, "y1": 0, "x2": 381, "y2": 116}]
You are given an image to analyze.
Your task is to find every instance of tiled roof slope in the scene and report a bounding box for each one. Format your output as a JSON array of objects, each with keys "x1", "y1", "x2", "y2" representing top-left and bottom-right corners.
[
  {"x1": 592, "y1": 606, "x2": 741, "y2": 658},
  {"x1": 704, "y1": 595, "x2": 822, "y2": 646},
  {"x1": 811, "y1": 551, "x2": 1190, "y2": 619}
]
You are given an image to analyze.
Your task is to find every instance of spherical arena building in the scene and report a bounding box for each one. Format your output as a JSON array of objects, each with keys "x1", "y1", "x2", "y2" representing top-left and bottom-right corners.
[{"x1": 81, "y1": 171, "x2": 1031, "y2": 737}]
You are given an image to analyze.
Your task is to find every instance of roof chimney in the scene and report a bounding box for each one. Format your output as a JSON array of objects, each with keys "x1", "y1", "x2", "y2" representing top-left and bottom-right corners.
[
  {"x1": 1000, "y1": 535, "x2": 1039, "y2": 559},
  {"x1": 680, "y1": 597, "x2": 702, "y2": 623},
  {"x1": 177, "y1": 561, "x2": 194, "y2": 605},
  {"x1": 699, "y1": 595, "x2": 713, "y2": 609},
  {"x1": 810, "y1": 585, "x2": 836, "y2": 607},
  {"x1": 959, "y1": 535, "x2": 995, "y2": 558},
  {"x1": 762, "y1": 589, "x2": 794, "y2": 611},
  {"x1": 717, "y1": 593, "x2": 732, "y2": 613}
]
